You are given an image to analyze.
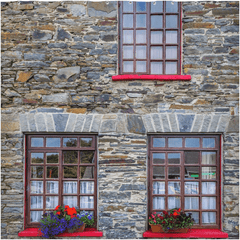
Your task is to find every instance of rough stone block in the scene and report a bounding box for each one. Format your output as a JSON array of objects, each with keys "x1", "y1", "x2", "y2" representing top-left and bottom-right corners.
[
  {"x1": 227, "y1": 116, "x2": 239, "y2": 133},
  {"x1": 19, "y1": 114, "x2": 29, "y2": 132},
  {"x1": 45, "y1": 114, "x2": 55, "y2": 132},
  {"x1": 88, "y1": 2, "x2": 117, "y2": 17},
  {"x1": 218, "y1": 116, "x2": 231, "y2": 133},
  {"x1": 42, "y1": 93, "x2": 69, "y2": 104},
  {"x1": 55, "y1": 28, "x2": 71, "y2": 41},
  {"x1": 72, "y1": 96, "x2": 94, "y2": 103},
  {"x1": 35, "y1": 113, "x2": 46, "y2": 131},
  {"x1": 74, "y1": 115, "x2": 86, "y2": 132},
  {"x1": 53, "y1": 114, "x2": 69, "y2": 132},
  {"x1": 160, "y1": 114, "x2": 171, "y2": 132},
  {"x1": 69, "y1": 4, "x2": 86, "y2": 16},
  {"x1": 33, "y1": 30, "x2": 52, "y2": 40},
  {"x1": 152, "y1": 114, "x2": 163, "y2": 132},
  {"x1": 116, "y1": 114, "x2": 127, "y2": 133},
  {"x1": 37, "y1": 108, "x2": 64, "y2": 113},
  {"x1": 100, "y1": 119, "x2": 116, "y2": 133},
  {"x1": 65, "y1": 114, "x2": 77, "y2": 132},
  {"x1": 24, "y1": 53, "x2": 45, "y2": 61},
  {"x1": 209, "y1": 115, "x2": 221, "y2": 132},
  {"x1": 53, "y1": 67, "x2": 80, "y2": 82},
  {"x1": 1, "y1": 122, "x2": 20, "y2": 132},
  {"x1": 91, "y1": 115, "x2": 102, "y2": 132},
  {"x1": 169, "y1": 114, "x2": 179, "y2": 132},
  {"x1": 34, "y1": 74, "x2": 50, "y2": 82},
  {"x1": 28, "y1": 114, "x2": 37, "y2": 132},
  {"x1": 201, "y1": 115, "x2": 212, "y2": 132},
  {"x1": 142, "y1": 115, "x2": 155, "y2": 132},
  {"x1": 4, "y1": 89, "x2": 21, "y2": 97},
  {"x1": 127, "y1": 115, "x2": 146, "y2": 134},
  {"x1": 48, "y1": 43, "x2": 68, "y2": 49},
  {"x1": 16, "y1": 71, "x2": 33, "y2": 82},
  {"x1": 177, "y1": 114, "x2": 195, "y2": 132},
  {"x1": 82, "y1": 115, "x2": 93, "y2": 132}
]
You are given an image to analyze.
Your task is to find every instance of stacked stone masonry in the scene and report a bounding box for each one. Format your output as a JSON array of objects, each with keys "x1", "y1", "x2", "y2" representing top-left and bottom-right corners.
[{"x1": 1, "y1": 1, "x2": 239, "y2": 239}]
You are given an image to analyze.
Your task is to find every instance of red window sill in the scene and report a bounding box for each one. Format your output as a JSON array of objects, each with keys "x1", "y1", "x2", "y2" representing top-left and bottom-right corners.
[
  {"x1": 18, "y1": 228, "x2": 103, "y2": 237},
  {"x1": 143, "y1": 229, "x2": 228, "y2": 238},
  {"x1": 112, "y1": 75, "x2": 191, "y2": 81}
]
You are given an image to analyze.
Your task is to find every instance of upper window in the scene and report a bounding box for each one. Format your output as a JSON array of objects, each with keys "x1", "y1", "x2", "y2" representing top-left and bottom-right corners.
[
  {"x1": 26, "y1": 135, "x2": 97, "y2": 227},
  {"x1": 119, "y1": 1, "x2": 181, "y2": 75},
  {"x1": 148, "y1": 135, "x2": 220, "y2": 228}
]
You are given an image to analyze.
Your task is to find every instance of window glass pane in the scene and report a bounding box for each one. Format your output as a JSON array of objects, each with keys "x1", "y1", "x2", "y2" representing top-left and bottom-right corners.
[
  {"x1": 202, "y1": 212, "x2": 216, "y2": 224},
  {"x1": 166, "y1": 15, "x2": 178, "y2": 28},
  {"x1": 153, "y1": 182, "x2": 165, "y2": 194},
  {"x1": 153, "y1": 138, "x2": 165, "y2": 147},
  {"x1": 31, "y1": 138, "x2": 43, "y2": 147},
  {"x1": 136, "y1": 14, "x2": 146, "y2": 28},
  {"x1": 47, "y1": 166, "x2": 58, "y2": 178},
  {"x1": 202, "y1": 152, "x2": 216, "y2": 165},
  {"x1": 80, "y1": 166, "x2": 94, "y2": 179},
  {"x1": 136, "y1": 61, "x2": 146, "y2": 72},
  {"x1": 46, "y1": 196, "x2": 58, "y2": 209},
  {"x1": 30, "y1": 211, "x2": 43, "y2": 222},
  {"x1": 31, "y1": 153, "x2": 44, "y2": 164},
  {"x1": 185, "y1": 167, "x2": 199, "y2": 179},
  {"x1": 168, "y1": 138, "x2": 182, "y2": 147},
  {"x1": 153, "y1": 153, "x2": 165, "y2": 164},
  {"x1": 81, "y1": 151, "x2": 94, "y2": 164},
  {"x1": 151, "y1": 62, "x2": 163, "y2": 74},
  {"x1": 202, "y1": 197, "x2": 216, "y2": 209},
  {"x1": 64, "y1": 166, "x2": 77, "y2": 178},
  {"x1": 166, "y1": 31, "x2": 177, "y2": 43},
  {"x1": 151, "y1": 15, "x2": 163, "y2": 29},
  {"x1": 63, "y1": 196, "x2": 77, "y2": 208},
  {"x1": 136, "y1": 30, "x2": 146, "y2": 43},
  {"x1": 202, "y1": 182, "x2": 216, "y2": 195},
  {"x1": 151, "y1": 31, "x2": 163, "y2": 44},
  {"x1": 166, "y1": 1, "x2": 178, "y2": 12},
  {"x1": 123, "y1": 14, "x2": 133, "y2": 28},
  {"x1": 123, "y1": 1, "x2": 133, "y2": 12},
  {"x1": 31, "y1": 181, "x2": 43, "y2": 194},
  {"x1": 46, "y1": 181, "x2": 59, "y2": 194},
  {"x1": 151, "y1": 1, "x2": 163, "y2": 12},
  {"x1": 203, "y1": 138, "x2": 215, "y2": 148},
  {"x1": 31, "y1": 196, "x2": 43, "y2": 209},
  {"x1": 168, "y1": 167, "x2": 180, "y2": 179},
  {"x1": 136, "y1": 2, "x2": 146, "y2": 12},
  {"x1": 185, "y1": 151, "x2": 199, "y2": 164},
  {"x1": 81, "y1": 138, "x2": 92, "y2": 147},
  {"x1": 136, "y1": 46, "x2": 146, "y2": 59},
  {"x1": 63, "y1": 138, "x2": 77, "y2": 147},
  {"x1": 185, "y1": 182, "x2": 199, "y2": 194},
  {"x1": 153, "y1": 166, "x2": 165, "y2": 179},
  {"x1": 81, "y1": 181, "x2": 94, "y2": 194},
  {"x1": 153, "y1": 197, "x2": 165, "y2": 209},
  {"x1": 63, "y1": 181, "x2": 77, "y2": 194},
  {"x1": 168, "y1": 182, "x2": 180, "y2": 194},
  {"x1": 151, "y1": 47, "x2": 163, "y2": 60},
  {"x1": 31, "y1": 166, "x2": 43, "y2": 178},
  {"x1": 63, "y1": 151, "x2": 78, "y2": 164},
  {"x1": 166, "y1": 61, "x2": 177, "y2": 74},
  {"x1": 166, "y1": 46, "x2": 178, "y2": 59},
  {"x1": 168, "y1": 153, "x2": 180, "y2": 164},
  {"x1": 123, "y1": 46, "x2": 133, "y2": 59},
  {"x1": 186, "y1": 212, "x2": 199, "y2": 224},
  {"x1": 168, "y1": 197, "x2": 180, "y2": 209},
  {"x1": 46, "y1": 138, "x2": 60, "y2": 147},
  {"x1": 123, "y1": 61, "x2": 133, "y2": 72},
  {"x1": 46, "y1": 153, "x2": 59, "y2": 164},
  {"x1": 185, "y1": 197, "x2": 199, "y2": 210},
  {"x1": 80, "y1": 210, "x2": 94, "y2": 217},
  {"x1": 80, "y1": 196, "x2": 94, "y2": 209},
  {"x1": 123, "y1": 30, "x2": 133, "y2": 43},
  {"x1": 202, "y1": 167, "x2": 216, "y2": 179},
  {"x1": 185, "y1": 138, "x2": 200, "y2": 148}
]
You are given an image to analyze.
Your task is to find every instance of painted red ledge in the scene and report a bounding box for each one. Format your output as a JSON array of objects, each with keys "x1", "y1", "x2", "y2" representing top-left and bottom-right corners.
[
  {"x1": 18, "y1": 228, "x2": 103, "y2": 237},
  {"x1": 112, "y1": 75, "x2": 191, "y2": 81},
  {"x1": 143, "y1": 229, "x2": 228, "y2": 238}
]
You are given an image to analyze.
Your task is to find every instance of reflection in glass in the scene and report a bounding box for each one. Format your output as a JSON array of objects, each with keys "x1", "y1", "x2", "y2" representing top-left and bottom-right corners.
[
  {"x1": 31, "y1": 196, "x2": 43, "y2": 209},
  {"x1": 186, "y1": 212, "x2": 199, "y2": 224},
  {"x1": 31, "y1": 181, "x2": 43, "y2": 194},
  {"x1": 166, "y1": 46, "x2": 177, "y2": 59},
  {"x1": 136, "y1": 46, "x2": 146, "y2": 59},
  {"x1": 31, "y1": 166, "x2": 43, "y2": 178},
  {"x1": 30, "y1": 211, "x2": 43, "y2": 222},
  {"x1": 185, "y1": 167, "x2": 199, "y2": 179},
  {"x1": 202, "y1": 152, "x2": 216, "y2": 165},
  {"x1": 166, "y1": 1, "x2": 178, "y2": 12},
  {"x1": 80, "y1": 196, "x2": 94, "y2": 209},
  {"x1": 153, "y1": 167, "x2": 165, "y2": 179},
  {"x1": 168, "y1": 197, "x2": 180, "y2": 209},
  {"x1": 47, "y1": 167, "x2": 58, "y2": 178},
  {"x1": 153, "y1": 138, "x2": 165, "y2": 148},
  {"x1": 81, "y1": 151, "x2": 94, "y2": 164},
  {"x1": 46, "y1": 138, "x2": 60, "y2": 147},
  {"x1": 31, "y1": 138, "x2": 44, "y2": 147},
  {"x1": 81, "y1": 181, "x2": 94, "y2": 194},
  {"x1": 46, "y1": 196, "x2": 58, "y2": 209},
  {"x1": 80, "y1": 210, "x2": 94, "y2": 217},
  {"x1": 151, "y1": 15, "x2": 163, "y2": 29},
  {"x1": 166, "y1": 62, "x2": 177, "y2": 74},
  {"x1": 123, "y1": 14, "x2": 133, "y2": 28},
  {"x1": 63, "y1": 181, "x2": 77, "y2": 194},
  {"x1": 168, "y1": 182, "x2": 180, "y2": 194},
  {"x1": 47, "y1": 153, "x2": 59, "y2": 164},
  {"x1": 136, "y1": 30, "x2": 146, "y2": 43},
  {"x1": 203, "y1": 138, "x2": 215, "y2": 148},
  {"x1": 123, "y1": 46, "x2": 133, "y2": 59},
  {"x1": 153, "y1": 153, "x2": 165, "y2": 164},
  {"x1": 202, "y1": 197, "x2": 216, "y2": 209},
  {"x1": 123, "y1": 1, "x2": 133, "y2": 12},
  {"x1": 31, "y1": 153, "x2": 44, "y2": 164},
  {"x1": 136, "y1": 2, "x2": 146, "y2": 12},
  {"x1": 151, "y1": 62, "x2": 163, "y2": 74},
  {"x1": 168, "y1": 167, "x2": 180, "y2": 179},
  {"x1": 202, "y1": 167, "x2": 216, "y2": 179},
  {"x1": 46, "y1": 181, "x2": 59, "y2": 194},
  {"x1": 202, "y1": 212, "x2": 216, "y2": 224},
  {"x1": 123, "y1": 30, "x2": 133, "y2": 43},
  {"x1": 185, "y1": 182, "x2": 199, "y2": 194},
  {"x1": 168, "y1": 153, "x2": 180, "y2": 164},
  {"x1": 202, "y1": 182, "x2": 216, "y2": 194},
  {"x1": 185, "y1": 138, "x2": 200, "y2": 148},
  {"x1": 64, "y1": 151, "x2": 78, "y2": 164},
  {"x1": 185, "y1": 197, "x2": 199, "y2": 210},
  {"x1": 166, "y1": 31, "x2": 177, "y2": 43},
  {"x1": 151, "y1": 31, "x2": 163, "y2": 44},
  {"x1": 123, "y1": 61, "x2": 133, "y2": 72},
  {"x1": 63, "y1": 138, "x2": 77, "y2": 147},
  {"x1": 153, "y1": 197, "x2": 165, "y2": 209},
  {"x1": 63, "y1": 196, "x2": 77, "y2": 208},
  {"x1": 81, "y1": 138, "x2": 92, "y2": 147},
  {"x1": 168, "y1": 138, "x2": 182, "y2": 147},
  {"x1": 185, "y1": 151, "x2": 199, "y2": 164},
  {"x1": 80, "y1": 166, "x2": 94, "y2": 179},
  {"x1": 151, "y1": 1, "x2": 163, "y2": 12},
  {"x1": 136, "y1": 14, "x2": 146, "y2": 28},
  {"x1": 153, "y1": 182, "x2": 165, "y2": 194},
  {"x1": 166, "y1": 15, "x2": 178, "y2": 28},
  {"x1": 64, "y1": 166, "x2": 77, "y2": 178},
  {"x1": 151, "y1": 47, "x2": 162, "y2": 59},
  {"x1": 136, "y1": 61, "x2": 146, "y2": 72}
]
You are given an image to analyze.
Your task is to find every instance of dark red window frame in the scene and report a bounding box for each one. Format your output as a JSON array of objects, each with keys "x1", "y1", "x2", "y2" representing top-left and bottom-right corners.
[{"x1": 148, "y1": 134, "x2": 220, "y2": 229}]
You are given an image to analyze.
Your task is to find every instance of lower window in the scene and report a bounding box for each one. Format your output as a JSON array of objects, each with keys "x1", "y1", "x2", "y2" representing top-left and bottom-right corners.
[
  {"x1": 26, "y1": 135, "x2": 97, "y2": 227},
  {"x1": 148, "y1": 135, "x2": 220, "y2": 228}
]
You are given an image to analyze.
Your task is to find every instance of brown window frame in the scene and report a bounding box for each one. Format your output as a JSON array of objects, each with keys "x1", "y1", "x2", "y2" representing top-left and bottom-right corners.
[
  {"x1": 148, "y1": 134, "x2": 220, "y2": 229},
  {"x1": 25, "y1": 134, "x2": 97, "y2": 228},
  {"x1": 119, "y1": 1, "x2": 182, "y2": 75}
]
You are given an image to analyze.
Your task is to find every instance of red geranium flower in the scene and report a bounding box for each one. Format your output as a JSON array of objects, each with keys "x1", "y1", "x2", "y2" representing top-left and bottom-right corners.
[
  {"x1": 173, "y1": 212, "x2": 179, "y2": 216},
  {"x1": 54, "y1": 205, "x2": 60, "y2": 211},
  {"x1": 56, "y1": 211, "x2": 61, "y2": 215}
]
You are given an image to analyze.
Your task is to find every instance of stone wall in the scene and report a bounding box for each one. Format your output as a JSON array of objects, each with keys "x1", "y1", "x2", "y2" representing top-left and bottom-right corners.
[{"x1": 1, "y1": 1, "x2": 239, "y2": 239}]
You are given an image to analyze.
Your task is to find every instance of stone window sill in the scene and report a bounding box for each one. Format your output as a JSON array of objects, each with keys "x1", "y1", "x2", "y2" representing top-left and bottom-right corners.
[
  {"x1": 18, "y1": 228, "x2": 103, "y2": 237},
  {"x1": 112, "y1": 75, "x2": 191, "y2": 81},
  {"x1": 143, "y1": 229, "x2": 228, "y2": 238}
]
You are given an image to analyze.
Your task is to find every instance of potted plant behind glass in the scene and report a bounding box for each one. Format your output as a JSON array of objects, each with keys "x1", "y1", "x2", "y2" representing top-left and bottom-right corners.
[{"x1": 149, "y1": 208, "x2": 194, "y2": 233}]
